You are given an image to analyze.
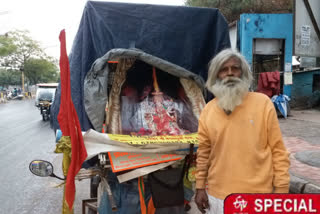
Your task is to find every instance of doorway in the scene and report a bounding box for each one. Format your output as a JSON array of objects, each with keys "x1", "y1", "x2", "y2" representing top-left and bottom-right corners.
[{"x1": 252, "y1": 38, "x2": 285, "y2": 92}]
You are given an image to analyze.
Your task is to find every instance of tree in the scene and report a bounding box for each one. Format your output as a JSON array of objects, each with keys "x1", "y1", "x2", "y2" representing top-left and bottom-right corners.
[
  {"x1": 0, "y1": 34, "x2": 17, "y2": 57},
  {"x1": 184, "y1": 0, "x2": 293, "y2": 23},
  {"x1": 0, "y1": 30, "x2": 45, "y2": 91},
  {"x1": 0, "y1": 69, "x2": 21, "y2": 88},
  {"x1": 24, "y1": 58, "x2": 59, "y2": 85}
]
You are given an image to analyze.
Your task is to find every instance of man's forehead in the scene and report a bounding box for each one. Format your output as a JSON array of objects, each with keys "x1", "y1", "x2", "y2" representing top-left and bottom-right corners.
[{"x1": 222, "y1": 57, "x2": 241, "y2": 66}]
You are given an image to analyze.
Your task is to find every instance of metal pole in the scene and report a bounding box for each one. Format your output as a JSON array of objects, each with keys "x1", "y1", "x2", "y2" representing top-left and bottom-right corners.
[{"x1": 21, "y1": 70, "x2": 25, "y2": 92}]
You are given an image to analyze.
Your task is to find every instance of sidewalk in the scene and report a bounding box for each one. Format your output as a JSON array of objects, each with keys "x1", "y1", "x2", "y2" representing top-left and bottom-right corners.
[{"x1": 279, "y1": 109, "x2": 320, "y2": 193}]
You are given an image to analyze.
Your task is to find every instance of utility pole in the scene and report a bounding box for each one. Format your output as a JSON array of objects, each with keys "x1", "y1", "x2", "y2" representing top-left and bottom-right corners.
[{"x1": 20, "y1": 66, "x2": 25, "y2": 92}]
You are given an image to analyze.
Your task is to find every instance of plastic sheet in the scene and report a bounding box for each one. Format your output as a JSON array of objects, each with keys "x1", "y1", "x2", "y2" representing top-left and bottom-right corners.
[
  {"x1": 272, "y1": 94, "x2": 290, "y2": 118},
  {"x1": 51, "y1": 1, "x2": 230, "y2": 131},
  {"x1": 120, "y1": 61, "x2": 198, "y2": 135}
]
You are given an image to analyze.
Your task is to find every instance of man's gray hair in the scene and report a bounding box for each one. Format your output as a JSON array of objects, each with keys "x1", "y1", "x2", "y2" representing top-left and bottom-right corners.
[{"x1": 205, "y1": 48, "x2": 253, "y2": 90}]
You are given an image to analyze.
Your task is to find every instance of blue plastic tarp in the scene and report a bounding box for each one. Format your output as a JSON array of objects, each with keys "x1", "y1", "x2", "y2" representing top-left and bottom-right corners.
[
  {"x1": 51, "y1": 1, "x2": 230, "y2": 131},
  {"x1": 272, "y1": 94, "x2": 290, "y2": 118}
]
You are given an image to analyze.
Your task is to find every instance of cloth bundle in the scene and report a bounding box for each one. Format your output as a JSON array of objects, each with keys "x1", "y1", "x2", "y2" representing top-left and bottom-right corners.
[{"x1": 257, "y1": 71, "x2": 280, "y2": 97}]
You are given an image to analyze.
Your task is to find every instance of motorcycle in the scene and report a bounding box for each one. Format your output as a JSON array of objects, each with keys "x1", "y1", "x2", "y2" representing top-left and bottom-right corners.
[{"x1": 7, "y1": 91, "x2": 24, "y2": 100}]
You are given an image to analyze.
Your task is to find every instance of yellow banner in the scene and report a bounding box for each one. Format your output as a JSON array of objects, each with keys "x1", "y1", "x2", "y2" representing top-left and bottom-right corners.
[{"x1": 108, "y1": 133, "x2": 198, "y2": 145}]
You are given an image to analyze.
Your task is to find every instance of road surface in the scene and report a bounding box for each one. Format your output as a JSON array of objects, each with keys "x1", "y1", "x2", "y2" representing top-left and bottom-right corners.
[{"x1": 0, "y1": 99, "x2": 89, "y2": 214}]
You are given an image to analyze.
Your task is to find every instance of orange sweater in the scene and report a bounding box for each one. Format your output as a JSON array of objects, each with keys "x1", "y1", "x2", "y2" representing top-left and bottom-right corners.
[{"x1": 196, "y1": 92, "x2": 290, "y2": 199}]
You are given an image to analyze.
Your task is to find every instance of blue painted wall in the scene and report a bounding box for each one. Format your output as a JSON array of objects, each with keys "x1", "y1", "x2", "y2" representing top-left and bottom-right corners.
[
  {"x1": 291, "y1": 70, "x2": 320, "y2": 107},
  {"x1": 238, "y1": 14, "x2": 293, "y2": 97}
]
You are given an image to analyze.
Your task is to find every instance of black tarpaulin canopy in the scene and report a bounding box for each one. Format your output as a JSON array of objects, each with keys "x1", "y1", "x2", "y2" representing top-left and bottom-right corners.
[{"x1": 51, "y1": 1, "x2": 230, "y2": 131}]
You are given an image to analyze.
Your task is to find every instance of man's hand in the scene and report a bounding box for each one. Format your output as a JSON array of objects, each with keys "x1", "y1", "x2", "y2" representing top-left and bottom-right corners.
[{"x1": 195, "y1": 189, "x2": 209, "y2": 213}]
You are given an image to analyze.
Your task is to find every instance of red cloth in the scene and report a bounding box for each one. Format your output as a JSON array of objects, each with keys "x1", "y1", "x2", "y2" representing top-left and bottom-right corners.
[
  {"x1": 257, "y1": 71, "x2": 280, "y2": 97},
  {"x1": 57, "y1": 30, "x2": 87, "y2": 210}
]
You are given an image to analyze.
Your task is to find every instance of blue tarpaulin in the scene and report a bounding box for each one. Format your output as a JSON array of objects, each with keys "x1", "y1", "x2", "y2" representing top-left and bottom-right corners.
[
  {"x1": 51, "y1": 1, "x2": 230, "y2": 131},
  {"x1": 272, "y1": 94, "x2": 290, "y2": 118}
]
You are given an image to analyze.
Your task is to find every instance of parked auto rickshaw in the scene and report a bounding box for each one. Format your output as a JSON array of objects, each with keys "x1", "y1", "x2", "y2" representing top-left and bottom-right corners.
[{"x1": 35, "y1": 83, "x2": 58, "y2": 121}]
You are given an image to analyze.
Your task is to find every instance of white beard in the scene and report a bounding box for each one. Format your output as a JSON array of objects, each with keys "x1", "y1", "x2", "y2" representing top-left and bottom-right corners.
[{"x1": 210, "y1": 77, "x2": 249, "y2": 112}]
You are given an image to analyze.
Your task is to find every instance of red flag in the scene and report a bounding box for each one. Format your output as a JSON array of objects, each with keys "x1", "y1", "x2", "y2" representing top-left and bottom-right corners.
[{"x1": 57, "y1": 30, "x2": 87, "y2": 209}]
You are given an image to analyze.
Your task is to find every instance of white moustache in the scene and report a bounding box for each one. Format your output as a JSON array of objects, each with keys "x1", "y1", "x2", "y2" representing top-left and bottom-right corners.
[{"x1": 222, "y1": 77, "x2": 242, "y2": 86}]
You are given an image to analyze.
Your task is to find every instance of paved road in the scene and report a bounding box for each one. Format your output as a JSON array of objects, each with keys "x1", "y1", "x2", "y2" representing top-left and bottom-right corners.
[
  {"x1": 279, "y1": 109, "x2": 320, "y2": 191},
  {"x1": 0, "y1": 99, "x2": 89, "y2": 214},
  {"x1": 279, "y1": 109, "x2": 320, "y2": 145}
]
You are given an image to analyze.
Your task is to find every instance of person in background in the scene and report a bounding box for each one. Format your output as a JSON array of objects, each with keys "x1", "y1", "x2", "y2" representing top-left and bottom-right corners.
[
  {"x1": 13, "y1": 88, "x2": 17, "y2": 97},
  {"x1": 195, "y1": 48, "x2": 290, "y2": 214}
]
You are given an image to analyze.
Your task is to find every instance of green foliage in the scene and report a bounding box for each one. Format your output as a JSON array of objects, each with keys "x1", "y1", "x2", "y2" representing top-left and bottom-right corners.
[
  {"x1": 1, "y1": 30, "x2": 44, "y2": 69},
  {"x1": 0, "y1": 69, "x2": 21, "y2": 87},
  {"x1": 0, "y1": 34, "x2": 17, "y2": 57},
  {"x1": 24, "y1": 58, "x2": 59, "y2": 85},
  {"x1": 184, "y1": 0, "x2": 293, "y2": 23},
  {"x1": 184, "y1": 0, "x2": 216, "y2": 8},
  {"x1": 0, "y1": 30, "x2": 57, "y2": 88}
]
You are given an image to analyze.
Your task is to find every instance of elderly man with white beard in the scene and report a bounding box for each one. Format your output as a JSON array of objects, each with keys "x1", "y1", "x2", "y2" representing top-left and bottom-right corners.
[{"x1": 195, "y1": 49, "x2": 290, "y2": 214}]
